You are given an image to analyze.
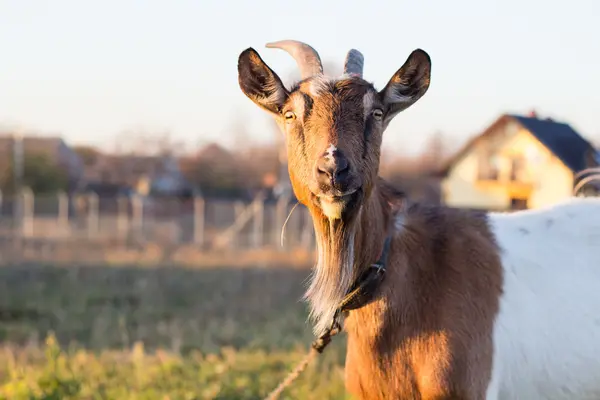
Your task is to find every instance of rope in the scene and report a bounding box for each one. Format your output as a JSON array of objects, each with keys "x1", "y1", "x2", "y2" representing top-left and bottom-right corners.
[
  {"x1": 262, "y1": 235, "x2": 392, "y2": 400},
  {"x1": 263, "y1": 348, "x2": 319, "y2": 400},
  {"x1": 263, "y1": 316, "x2": 341, "y2": 400}
]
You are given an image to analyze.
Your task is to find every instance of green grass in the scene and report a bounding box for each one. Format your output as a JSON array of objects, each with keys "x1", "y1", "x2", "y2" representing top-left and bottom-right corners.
[{"x1": 0, "y1": 262, "x2": 350, "y2": 399}]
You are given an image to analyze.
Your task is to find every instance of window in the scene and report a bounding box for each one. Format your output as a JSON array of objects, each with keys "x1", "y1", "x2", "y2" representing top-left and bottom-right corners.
[
  {"x1": 477, "y1": 149, "x2": 500, "y2": 180},
  {"x1": 509, "y1": 156, "x2": 526, "y2": 181},
  {"x1": 510, "y1": 198, "x2": 528, "y2": 210}
]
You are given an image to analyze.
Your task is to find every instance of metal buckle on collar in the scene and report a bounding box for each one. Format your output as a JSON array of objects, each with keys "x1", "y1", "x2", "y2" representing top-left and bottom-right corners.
[{"x1": 370, "y1": 262, "x2": 385, "y2": 274}]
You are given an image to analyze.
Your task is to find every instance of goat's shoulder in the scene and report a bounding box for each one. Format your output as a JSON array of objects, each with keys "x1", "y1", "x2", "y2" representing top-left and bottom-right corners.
[
  {"x1": 397, "y1": 202, "x2": 498, "y2": 251},
  {"x1": 383, "y1": 202, "x2": 502, "y2": 399}
]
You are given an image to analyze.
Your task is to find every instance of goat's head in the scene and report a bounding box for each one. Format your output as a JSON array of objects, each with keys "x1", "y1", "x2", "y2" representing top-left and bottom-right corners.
[{"x1": 238, "y1": 40, "x2": 431, "y2": 221}]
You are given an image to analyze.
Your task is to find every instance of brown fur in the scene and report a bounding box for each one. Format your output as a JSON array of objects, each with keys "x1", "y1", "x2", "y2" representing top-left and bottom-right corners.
[
  {"x1": 237, "y1": 43, "x2": 504, "y2": 399},
  {"x1": 343, "y1": 182, "x2": 503, "y2": 399},
  {"x1": 284, "y1": 77, "x2": 382, "y2": 207}
]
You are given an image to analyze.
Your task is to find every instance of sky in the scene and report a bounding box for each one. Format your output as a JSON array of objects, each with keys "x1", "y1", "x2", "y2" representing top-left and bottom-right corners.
[{"x1": 0, "y1": 0, "x2": 599, "y2": 156}]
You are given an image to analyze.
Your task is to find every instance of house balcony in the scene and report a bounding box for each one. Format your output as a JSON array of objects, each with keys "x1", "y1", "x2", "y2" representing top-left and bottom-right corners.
[{"x1": 475, "y1": 171, "x2": 534, "y2": 199}]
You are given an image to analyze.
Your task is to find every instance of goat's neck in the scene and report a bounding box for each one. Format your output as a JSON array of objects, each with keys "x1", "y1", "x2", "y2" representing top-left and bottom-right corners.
[
  {"x1": 340, "y1": 183, "x2": 402, "y2": 364},
  {"x1": 351, "y1": 184, "x2": 394, "y2": 277},
  {"x1": 342, "y1": 183, "x2": 397, "y2": 339},
  {"x1": 305, "y1": 181, "x2": 394, "y2": 336}
]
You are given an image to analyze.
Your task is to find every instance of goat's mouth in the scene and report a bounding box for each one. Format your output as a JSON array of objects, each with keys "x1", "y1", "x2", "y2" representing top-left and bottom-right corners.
[{"x1": 313, "y1": 188, "x2": 362, "y2": 220}]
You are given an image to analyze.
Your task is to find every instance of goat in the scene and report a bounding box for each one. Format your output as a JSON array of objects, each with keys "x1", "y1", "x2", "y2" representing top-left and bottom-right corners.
[{"x1": 237, "y1": 39, "x2": 600, "y2": 399}]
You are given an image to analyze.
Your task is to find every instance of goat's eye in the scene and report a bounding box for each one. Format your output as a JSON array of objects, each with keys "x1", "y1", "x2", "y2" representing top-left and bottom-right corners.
[
  {"x1": 284, "y1": 111, "x2": 296, "y2": 122},
  {"x1": 372, "y1": 109, "x2": 384, "y2": 120}
]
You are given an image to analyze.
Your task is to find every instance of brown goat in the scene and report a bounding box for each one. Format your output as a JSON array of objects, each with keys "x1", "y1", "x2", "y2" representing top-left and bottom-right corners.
[{"x1": 237, "y1": 40, "x2": 600, "y2": 399}]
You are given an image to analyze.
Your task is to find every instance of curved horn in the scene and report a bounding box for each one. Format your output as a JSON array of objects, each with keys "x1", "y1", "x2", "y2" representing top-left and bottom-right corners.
[
  {"x1": 343, "y1": 49, "x2": 364, "y2": 77},
  {"x1": 265, "y1": 40, "x2": 323, "y2": 79}
]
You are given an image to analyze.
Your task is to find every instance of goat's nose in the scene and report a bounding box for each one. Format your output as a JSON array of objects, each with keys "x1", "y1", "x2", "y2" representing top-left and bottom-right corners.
[{"x1": 316, "y1": 150, "x2": 350, "y2": 185}]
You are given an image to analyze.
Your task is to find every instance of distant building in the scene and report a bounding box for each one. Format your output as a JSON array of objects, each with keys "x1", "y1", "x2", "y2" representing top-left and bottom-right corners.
[
  {"x1": 82, "y1": 152, "x2": 193, "y2": 197},
  {"x1": 439, "y1": 112, "x2": 599, "y2": 211},
  {"x1": 0, "y1": 133, "x2": 84, "y2": 192}
]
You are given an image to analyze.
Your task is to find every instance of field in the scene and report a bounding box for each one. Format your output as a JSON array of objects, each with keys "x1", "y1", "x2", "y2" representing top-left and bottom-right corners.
[{"x1": 0, "y1": 260, "x2": 349, "y2": 399}]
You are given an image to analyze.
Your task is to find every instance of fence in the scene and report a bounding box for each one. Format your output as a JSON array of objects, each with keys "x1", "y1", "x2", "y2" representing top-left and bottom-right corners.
[
  {"x1": 4, "y1": 179, "x2": 597, "y2": 266},
  {"x1": 0, "y1": 190, "x2": 317, "y2": 265}
]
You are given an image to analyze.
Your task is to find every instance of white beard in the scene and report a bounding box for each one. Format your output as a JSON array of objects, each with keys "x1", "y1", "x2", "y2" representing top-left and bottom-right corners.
[{"x1": 304, "y1": 221, "x2": 356, "y2": 336}]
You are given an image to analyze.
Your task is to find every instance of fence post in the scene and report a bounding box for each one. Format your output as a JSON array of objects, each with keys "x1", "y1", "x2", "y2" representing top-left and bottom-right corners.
[
  {"x1": 13, "y1": 190, "x2": 21, "y2": 234},
  {"x1": 193, "y1": 196, "x2": 205, "y2": 247},
  {"x1": 131, "y1": 194, "x2": 144, "y2": 241},
  {"x1": 57, "y1": 191, "x2": 69, "y2": 236},
  {"x1": 117, "y1": 195, "x2": 129, "y2": 241},
  {"x1": 252, "y1": 194, "x2": 264, "y2": 249},
  {"x1": 233, "y1": 200, "x2": 245, "y2": 246},
  {"x1": 22, "y1": 188, "x2": 34, "y2": 238},
  {"x1": 87, "y1": 193, "x2": 99, "y2": 238},
  {"x1": 234, "y1": 201, "x2": 245, "y2": 218}
]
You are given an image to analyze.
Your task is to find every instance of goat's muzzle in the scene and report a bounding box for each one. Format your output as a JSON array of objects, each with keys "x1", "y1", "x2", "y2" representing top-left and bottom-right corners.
[
  {"x1": 311, "y1": 149, "x2": 362, "y2": 219},
  {"x1": 315, "y1": 148, "x2": 350, "y2": 189}
]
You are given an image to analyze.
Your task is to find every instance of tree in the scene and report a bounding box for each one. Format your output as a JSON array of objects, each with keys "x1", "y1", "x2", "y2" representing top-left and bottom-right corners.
[
  {"x1": 418, "y1": 131, "x2": 449, "y2": 174},
  {"x1": 180, "y1": 143, "x2": 246, "y2": 198},
  {"x1": 73, "y1": 145, "x2": 101, "y2": 167},
  {"x1": 0, "y1": 152, "x2": 68, "y2": 195}
]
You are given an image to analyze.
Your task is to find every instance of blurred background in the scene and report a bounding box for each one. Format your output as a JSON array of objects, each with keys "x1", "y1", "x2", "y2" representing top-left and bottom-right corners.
[{"x1": 0, "y1": 0, "x2": 599, "y2": 399}]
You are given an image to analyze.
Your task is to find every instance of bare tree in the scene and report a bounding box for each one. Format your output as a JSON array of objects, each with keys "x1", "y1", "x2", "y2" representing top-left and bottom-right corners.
[{"x1": 418, "y1": 131, "x2": 450, "y2": 174}]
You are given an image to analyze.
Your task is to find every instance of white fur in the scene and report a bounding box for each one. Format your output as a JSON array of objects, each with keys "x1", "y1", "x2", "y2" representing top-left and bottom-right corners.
[
  {"x1": 320, "y1": 198, "x2": 344, "y2": 219},
  {"x1": 384, "y1": 83, "x2": 413, "y2": 104},
  {"x1": 325, "y1": 143, "x2": 336, "y2": 160},
  {"x1": 264, "y1": 77, "x2": 287, "y2": 108},
  {"x1": 308, "y1": 75, "x2": 331, "y2": 97},
  {"x1": 394, "y1": 213, "x2": 406, "y2": 233},
  {"x1": 307, "y1": 74, "x2": 356, "y2": 97},
  {"x1": 306, "y1": 228, "x2": 355, "y2": 336},
  {"x1": 486, "y1": 197, "x2": 600, "y2": 399}
]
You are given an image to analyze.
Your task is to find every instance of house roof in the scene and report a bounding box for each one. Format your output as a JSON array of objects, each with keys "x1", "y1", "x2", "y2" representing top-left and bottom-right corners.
[
  {"x1": 510, "y1": 115, "x2": 594, "y2": 173},
  {"x1": 438, "y1": 113, "x2": 596, "y2": 176},
  {"x1": 0, "y1": 134, "x2": 66, "y2": 157}
]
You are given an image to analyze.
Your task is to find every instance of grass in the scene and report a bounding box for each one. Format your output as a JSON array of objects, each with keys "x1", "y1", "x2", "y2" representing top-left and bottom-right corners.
[{"x1": 0, "y1": 261, "x2": 350, "y2": 399}]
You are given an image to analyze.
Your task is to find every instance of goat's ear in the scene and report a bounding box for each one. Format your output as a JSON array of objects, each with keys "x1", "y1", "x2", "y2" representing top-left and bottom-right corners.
[
  {"x1": 379, "y1": 49, "x2": 431, "y2": 124},
  {"x1": 238, "y1": 48, "x2": 289, "y2": 116}
]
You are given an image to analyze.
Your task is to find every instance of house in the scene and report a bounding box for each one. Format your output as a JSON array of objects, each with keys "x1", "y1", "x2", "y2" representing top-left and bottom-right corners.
[
  {"x1": 0, "y1": 133, "x2": 84, "y2": 192},
  {"x1": 82, "y1": 152, "x2": 194, "y2": 197},
  {"x1": 439, "y1": 111, "x2": 599, "y2": 211}
]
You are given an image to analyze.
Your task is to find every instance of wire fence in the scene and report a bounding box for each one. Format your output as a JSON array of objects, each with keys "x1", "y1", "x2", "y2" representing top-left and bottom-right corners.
[
  {"x1": 2, "y1": 177, "x2": 598, "y2": 266},
  {"x1": 0, "y1": 190, "x2": 316, "y2": 265}
]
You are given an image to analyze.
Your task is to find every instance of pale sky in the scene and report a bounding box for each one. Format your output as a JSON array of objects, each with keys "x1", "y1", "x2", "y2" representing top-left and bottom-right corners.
[{"x1": 0, "y1": 0, "x2": 599, "y2": 155}]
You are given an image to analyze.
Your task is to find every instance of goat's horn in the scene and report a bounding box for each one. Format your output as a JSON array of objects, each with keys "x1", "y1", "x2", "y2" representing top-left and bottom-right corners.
[
  {"x1": 265, "y1": 40, "x2": 323, "y2": 79},
  {"x1": 343, "y1": 49, "x2": 364, "y2": 77}
]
